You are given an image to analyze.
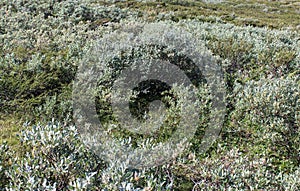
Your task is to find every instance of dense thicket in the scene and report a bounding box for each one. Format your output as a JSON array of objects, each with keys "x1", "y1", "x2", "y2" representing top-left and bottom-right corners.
[{"x1": 0, "y1": 0, "x2": 299, "y2": 190}]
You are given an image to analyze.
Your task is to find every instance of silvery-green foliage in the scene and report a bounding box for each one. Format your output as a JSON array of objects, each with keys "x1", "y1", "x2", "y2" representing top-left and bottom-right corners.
[
  {"x1": 0, "y1": 143, "x2": 12, "y2": 189},
  {"x1": 176, "y1": 147, "x2": 299, "y2": 191},
  {"x1": 233, "y1": 76, "x2": 299, "y2": 127},
  {"x1": 181, "y1": 20, "x2": 299, "y2": 79},
  {"x1": 230, "y1": 76, "x2": 300, "y2": 170},
  {"x1": 73, "y1": 21, "x2": 217, "y2": 169},
  {"x1": 6, "y1": 121, "x2": 102, "y2": 190},
  {"x1": 0, "y1": 0, "x2": 138, "y2": 116},
  {"x1": 2, "y1": 122, "x2": 173, "y2": 190},
  {"x1": 1, "y1": 0, "x2": 300, "y2": 190}
]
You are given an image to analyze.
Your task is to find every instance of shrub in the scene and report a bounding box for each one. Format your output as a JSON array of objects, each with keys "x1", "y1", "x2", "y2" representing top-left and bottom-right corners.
[
  {"x1": 231, "y1": 76, "x2": 300, "y2": 171},
  {"x1": 1, "y1": 121, "x2": 173, "y2": 190},
  {"x1": 1, "y1": 0, "x2": 300, "y2": 190}
]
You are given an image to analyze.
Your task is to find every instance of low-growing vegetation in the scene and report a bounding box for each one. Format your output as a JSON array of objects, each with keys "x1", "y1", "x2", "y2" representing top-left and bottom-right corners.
[{"x1": 0, "y1": 0, "x2": 299, "y2": 190}]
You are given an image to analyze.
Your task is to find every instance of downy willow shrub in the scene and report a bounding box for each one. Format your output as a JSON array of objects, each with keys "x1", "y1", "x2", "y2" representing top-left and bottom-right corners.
[
  {"x1": 2, "y1": 121, "x2": 173, "y2": 190},
  {"x1": 173, "y1": 147, "x2": 300, "y2": 191},
  {"x1": 1, "y1": 0, "x2": 300, "y2": 190},
  {"x1": 0, "y1": 143, "x2": 12, "y2": 189},
  {"x1": 230, "y1": 76, "x2": 300, "y2": 171},
  {"x1": 6, "y1": 121, "x2": 103, "y2": 190},
  {"x1": 0, "y1": 0, "x2": 137, "y2": 119},
  {"x1": 1, "y1": 0, "x2": 299, "y2": 120},
  {"x1": 181, "y1": 20, "x2": 299, "y2": 79}
]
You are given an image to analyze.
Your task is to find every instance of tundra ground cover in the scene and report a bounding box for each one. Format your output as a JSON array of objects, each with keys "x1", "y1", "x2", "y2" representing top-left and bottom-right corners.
[{"x1": 0, "y1": 0, "x2": 299, "y2": 190}]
